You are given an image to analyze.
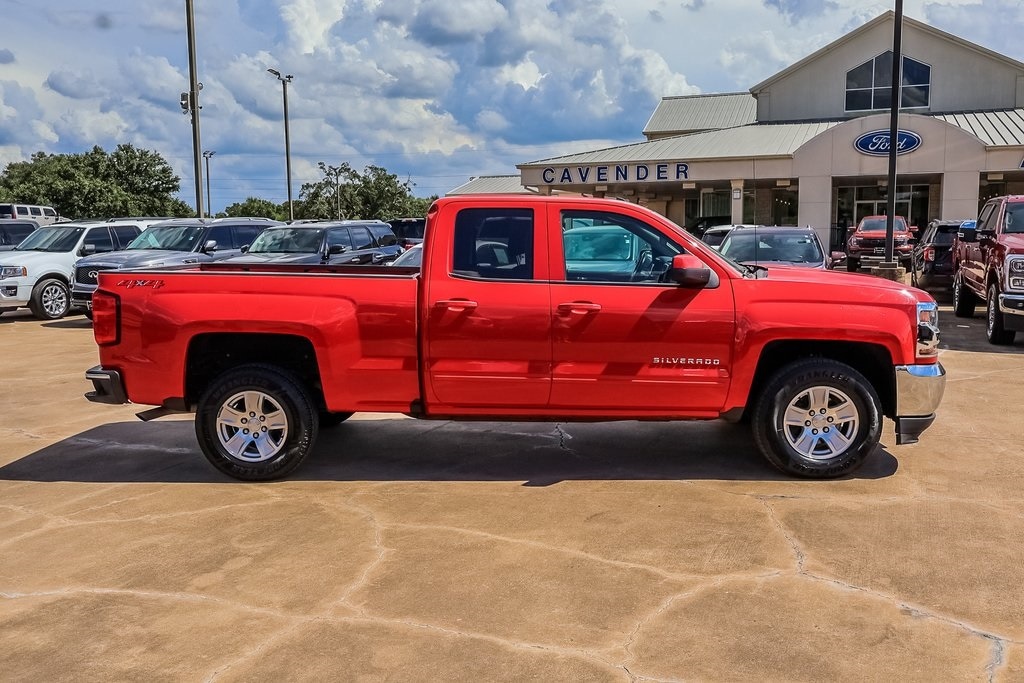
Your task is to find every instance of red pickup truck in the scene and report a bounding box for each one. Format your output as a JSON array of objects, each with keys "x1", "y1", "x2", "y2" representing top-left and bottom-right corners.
[
  {"x1": 952, "y1": 195, "x2": 1024, "y2": 344},
  {"x1": 85, "y1": 195, "x2": 945, "y2": 481}
]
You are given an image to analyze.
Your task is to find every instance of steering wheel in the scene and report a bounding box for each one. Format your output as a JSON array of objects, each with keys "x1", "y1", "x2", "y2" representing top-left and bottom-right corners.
[{"x1": 631, "y1": 249, "x2": 655, "y2": 282}]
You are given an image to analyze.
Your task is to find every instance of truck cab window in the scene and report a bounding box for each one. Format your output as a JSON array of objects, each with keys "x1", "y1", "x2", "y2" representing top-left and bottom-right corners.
[
  {"x1": 452, "y1": 208, "x2": 534, "y2": 280},
  {"x1": 560, "y1": 210, "x2": 681, "y2": 283}
]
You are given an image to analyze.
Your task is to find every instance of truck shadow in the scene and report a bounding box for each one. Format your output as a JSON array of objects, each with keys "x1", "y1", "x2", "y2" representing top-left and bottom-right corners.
[
  {"x1": 931, "y1": 289, "x2": 1024, "y2": 354},
  {"x1": 0, "y1": 418, "x2": 899, "y2": 484}
]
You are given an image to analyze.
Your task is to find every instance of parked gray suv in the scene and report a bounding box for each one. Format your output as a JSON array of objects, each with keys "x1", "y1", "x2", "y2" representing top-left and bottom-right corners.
[{"x1": 71, "y1": 217, "x2": 282, "y2": 313}]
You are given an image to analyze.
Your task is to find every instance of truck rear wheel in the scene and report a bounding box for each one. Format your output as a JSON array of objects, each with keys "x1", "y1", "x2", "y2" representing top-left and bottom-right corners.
[
  {"x1": 195, "y1": 364, "x2": 319, "y2": 481},
  {"x1": 752, "y1": 359, "x2": 881, "y2": 478},
  {"x1": 986, "y1": 283, "x2": 1016, "y2": 345}
]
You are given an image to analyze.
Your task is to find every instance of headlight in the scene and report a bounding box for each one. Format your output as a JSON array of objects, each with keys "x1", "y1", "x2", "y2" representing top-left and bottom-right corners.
[
  {"x1": 1009, "y1": 258, "x2": 1024, "y2": 274},
  {"x1": 896, "y1": 236, "x2": 908, "y2": 244},
  {"x1": 0, "y1": 266, "x2": 28, "y2": 280},
  {"x1": 916, "y1": 301, "x2": 940, "y2": 360},
  {"x1": 848, "y1": 237, "x2": 860, "y2": 247}
]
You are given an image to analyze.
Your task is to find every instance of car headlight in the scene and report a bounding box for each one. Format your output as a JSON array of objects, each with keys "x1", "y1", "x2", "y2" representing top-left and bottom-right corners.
[
  {"x1": 1009, "y1": 258, "x2": 1024, "y2": 274},
  {"x1": 1009, "y1": 258, "x2": 1024, "y2": 289},
  {"x1": 0, "y1": 266, "x2": 28, "y2": 280},
  {"x1": 849, "y1": 237, "x2": 860, "y2": 247},
  {"x1": 916, "y1": 301, "x2": 940, "y2": 360}
]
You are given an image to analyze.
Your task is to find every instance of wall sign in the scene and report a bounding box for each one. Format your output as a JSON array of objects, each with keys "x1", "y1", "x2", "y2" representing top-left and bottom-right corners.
[
  {"x1": 854, "y1": 129, "x2": 922, "y2": 156},
  {"x1": 541, "y1": 162, "x2": 689, "y2": 185}
]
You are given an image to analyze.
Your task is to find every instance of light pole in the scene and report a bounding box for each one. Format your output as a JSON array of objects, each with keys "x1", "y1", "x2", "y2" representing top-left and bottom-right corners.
[
  {"x1": 267, "y1": 68, "x2": 294, "y2": 222},
  {"x1": 202, "y1": 150, "x2": 216, "y2": 217},
  {"x1": 185, "y1": 0, "x2": 204, "y2": 218}
]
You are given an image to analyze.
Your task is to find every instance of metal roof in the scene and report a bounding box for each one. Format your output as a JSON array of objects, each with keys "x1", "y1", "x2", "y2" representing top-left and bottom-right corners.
[
  {"x1": 446, "y1": 175, "x2": 534, "y2": 195},
  {"x1": 642, "y1": 93, "x2": 757, "y2": 136},
  {"x1": 523, "y1": 121, "x2": 842, "y2": 166},
  {"x1": 931, "y1": 109, "x2": 1024, "y2": 146}
]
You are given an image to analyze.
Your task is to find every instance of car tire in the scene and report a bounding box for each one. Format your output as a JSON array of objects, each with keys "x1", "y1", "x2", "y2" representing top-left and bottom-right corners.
[
  {"x1": 320, "y1": 411, "x2": 354, "y2": 428},
  {"x1": 847, "y1": 258, "x2": 860, "y2": 273},
  {"x1": 986, "y1": 283, "x2": 1016, "y2": 345},
  {"x1": 195, "y1": 363, "x2": 319, "y2": 481},
  {"x1": 752, "y1": 358, "x2": 881, "y2": 479},
  {"x1": 83, "y1": 309, "x2": 94, "y2": 320},
  {"x1": 952, "y1": 272, "x2": 976, "y2": 318},
  {"x1": 28, "y1": 278, "x2": 70, "y2": 320}
]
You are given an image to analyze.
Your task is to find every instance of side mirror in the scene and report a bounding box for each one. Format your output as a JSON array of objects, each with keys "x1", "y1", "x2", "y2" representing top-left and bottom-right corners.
[
  {"x1": 202, "y1": 239, "x2": 218, "y2": 253},
  {"x1": 328, "y1": 244, "x2": 347, "y2": 255},
  {"x1": 668, "y1": 253, "x2": 711, "y2": 288},
  {"x1": 957, "y1": 226, "x2": 977, "y2": 243},
  {"x1": 830, "y1": 251, "x2": 847, "y2": 268},
  {"x1": 79, "y1": 243, "x2": 97, "y2": 257},
  {"x1": 240, "y1": 244, "x2": 249, "y2": 253}
]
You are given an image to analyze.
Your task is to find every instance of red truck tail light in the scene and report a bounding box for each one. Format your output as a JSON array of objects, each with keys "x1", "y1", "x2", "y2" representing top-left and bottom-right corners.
[
  {"x1": 92, "y1": 291, "x2": 121, "y2": 346},
  {"x1": 923, "y1": 246, "x2": 935, "y2": 262}
]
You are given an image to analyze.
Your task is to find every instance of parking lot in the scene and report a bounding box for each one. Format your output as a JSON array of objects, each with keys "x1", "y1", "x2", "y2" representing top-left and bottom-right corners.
[{"x1": 2, "y1": 293, "x2": 1023, "y2": 681}]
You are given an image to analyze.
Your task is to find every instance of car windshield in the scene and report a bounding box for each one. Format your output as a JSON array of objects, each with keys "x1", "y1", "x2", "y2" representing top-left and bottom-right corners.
[
  {"x1": 391, "y1": 245, "x2": 422, "y2": 267},
  {"x1": 15, "y1": 226, "x2": 84, "y2": 252},
  {"x1": 126, "y1": 226, "x2": 206, "y2": 251},
  {"x1": 858, "y1": 217, "x2": 907, "y2": 232},
  {"x1": 702, "y1": 230, "x2": 730, "y2": 248},
  {"x1": 720, "y1": 231, "x2": 823, "y2": 264},
  {"x1": 1004, "y1": 203, "x2": 1024, "y2": 233},
  {"x1": 563, "y1": 228, "x2": 635, "y2": 260},
  {"x1": 929, "y1": 225, "x2": 959, "y2": 245},
  {"x1": 247, "y1": 228, "x2": 324, "y2": 253}
]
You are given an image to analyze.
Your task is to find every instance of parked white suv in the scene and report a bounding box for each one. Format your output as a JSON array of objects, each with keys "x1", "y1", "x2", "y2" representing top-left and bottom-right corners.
[
  {"x1": 0, "y1": 221, "x2": 143, "y2": 320},
  {"x1": 0, "y1": 203, "x2": 65, "y2": 226}
]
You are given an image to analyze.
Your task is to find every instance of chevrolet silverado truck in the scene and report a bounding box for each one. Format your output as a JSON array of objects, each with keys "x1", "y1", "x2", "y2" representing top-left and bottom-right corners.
[
  {"x1": 952, "y1": 194, "x2": 1024, "y2": 344},
  {"x1": 85, "y1": 195, "x2": 945, "y2": 481}
]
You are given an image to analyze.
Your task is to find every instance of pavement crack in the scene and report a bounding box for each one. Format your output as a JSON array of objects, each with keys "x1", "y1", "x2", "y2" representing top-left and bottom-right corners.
[
  {"x1": 328, "y1": 499, "x2": 390, "y2": 614},
  {"x1": 756, "y1": 495, "x2": 806, "y2": 572}
]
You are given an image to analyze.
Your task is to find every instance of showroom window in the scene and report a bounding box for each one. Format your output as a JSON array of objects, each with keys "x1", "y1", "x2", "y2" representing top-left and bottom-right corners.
[{"x1": 845, "y1": 51, "x2": 930, "y2": 112}]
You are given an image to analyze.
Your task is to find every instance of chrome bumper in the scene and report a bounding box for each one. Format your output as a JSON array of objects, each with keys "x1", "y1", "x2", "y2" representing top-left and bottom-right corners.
[
  {"x1": 998, "y1": 292, "x2": 1024, "y2": 321},
  {"x1": 893, "y1": 363, "x2": 945, "y2": 445}
]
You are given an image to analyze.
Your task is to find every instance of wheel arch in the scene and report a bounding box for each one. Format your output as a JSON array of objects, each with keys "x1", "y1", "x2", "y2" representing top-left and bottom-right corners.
[
  {"x1": 746, "y1": 340, "x2": 895, "y2": 419},
  {"x1": 185, "y1": 333, "x2": 325, "y2": 411}
]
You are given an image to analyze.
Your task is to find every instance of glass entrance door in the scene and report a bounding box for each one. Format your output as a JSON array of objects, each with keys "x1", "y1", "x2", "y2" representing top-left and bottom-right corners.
[{"x1": 855, "y1": 199, "x2": 910, "y2": 224}]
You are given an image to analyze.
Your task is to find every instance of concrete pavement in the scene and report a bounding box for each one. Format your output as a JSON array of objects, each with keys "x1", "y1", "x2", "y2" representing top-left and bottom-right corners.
[{"x1": 1, "y1": 299, "x2": 1023, "y2": 681}]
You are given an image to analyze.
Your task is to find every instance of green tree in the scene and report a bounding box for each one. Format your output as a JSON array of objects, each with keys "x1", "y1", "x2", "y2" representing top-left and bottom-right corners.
[
  {"x1": 224, "y1": 197, "x2": 285, "y2": 220},
  {"x1": 0, "y1": 144, "x2": 189, "y2": 219},
  {"x1": 296, "y1": 162, "x2": 434, "y2": 221}
]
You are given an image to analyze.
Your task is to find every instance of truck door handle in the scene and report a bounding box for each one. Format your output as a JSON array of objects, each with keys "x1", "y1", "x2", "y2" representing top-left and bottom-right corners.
[
  {"x1": 556, "y1": 302, "x2": 602, "y2": 315},
  {"x1": 436, "y1": 299, "x2": 478, "y2": 312}
]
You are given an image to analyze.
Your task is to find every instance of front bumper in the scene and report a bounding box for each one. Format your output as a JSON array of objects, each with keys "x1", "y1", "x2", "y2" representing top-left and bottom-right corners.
[
  {"x1": 71, "y1": 283, "x2": 97, "y2": 308},
  {"x1": 998, "y1": 292, "x2": 1024, "y2": 330},
  {"x1": 893, "y1": 363, "x2": 945, "y2": 445},
  {"x1": 85, "y1": 365, "x2": 128, "y2": 405},
  {"x1": 0, "y1": 278, "x2": 33, "y2": 309}
]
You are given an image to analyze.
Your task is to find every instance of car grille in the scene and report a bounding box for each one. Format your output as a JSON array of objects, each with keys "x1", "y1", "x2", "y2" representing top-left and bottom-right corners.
[
  {"x1": 855, "y1": 238, "x2": 887, "y2": 249},
  {"x1": 75, "y1": 264, "x2": 116, "y2": 286}
]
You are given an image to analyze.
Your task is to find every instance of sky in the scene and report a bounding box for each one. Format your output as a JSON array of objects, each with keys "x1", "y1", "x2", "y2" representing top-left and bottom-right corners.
[{"x1": 0, "y1": 0, "x2": 1019, "y2": 214}]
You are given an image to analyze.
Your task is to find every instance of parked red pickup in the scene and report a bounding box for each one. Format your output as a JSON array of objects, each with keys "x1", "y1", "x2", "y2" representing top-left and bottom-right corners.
[
  {"x1": 952, "y1": 195, "x2": 1024, "y2": 344},
  {"x1": 85, "y1": 195, "x2": 945, "y2": 481}
]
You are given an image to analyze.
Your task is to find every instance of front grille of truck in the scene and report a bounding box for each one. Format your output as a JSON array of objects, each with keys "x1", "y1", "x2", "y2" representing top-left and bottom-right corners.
[{"x1": 75, "y1": 265, "x2": 115, "y2": 286}]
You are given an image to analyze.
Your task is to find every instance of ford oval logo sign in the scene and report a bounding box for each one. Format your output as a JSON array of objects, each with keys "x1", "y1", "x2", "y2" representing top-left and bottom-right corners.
[{"x1": 854, "y1": 129, "x2": 922, "y2": 156}]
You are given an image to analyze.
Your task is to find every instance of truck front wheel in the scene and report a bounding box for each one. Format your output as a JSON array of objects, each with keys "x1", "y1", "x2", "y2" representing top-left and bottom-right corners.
[
  {"x1": 952, "y1": 272, "x2": 976, "y2": 317},
  {"x1": 196, "y1": 364, "x2": 319, "y2": 481},
  {"x1": 986, "y1": 284, "x2": 1016, "y2": 345},
  {"x1": 752, "y1": 359, "x2": 881, "y2": 478}
]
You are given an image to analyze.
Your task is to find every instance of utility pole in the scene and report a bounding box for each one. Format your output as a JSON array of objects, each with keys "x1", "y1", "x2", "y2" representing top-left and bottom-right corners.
[
  {"x1": 185, "y1": 0, "x2": 204, "y2": 218},
  {"x1": 883, "y1": 0, "x2": 904, "y2": 272},
  {"x1": 203, "y1": 150, "x2": 215, "y2": 217},
  {"x1": 267, "y1": 69, "x2": 294, "y2": 221}
]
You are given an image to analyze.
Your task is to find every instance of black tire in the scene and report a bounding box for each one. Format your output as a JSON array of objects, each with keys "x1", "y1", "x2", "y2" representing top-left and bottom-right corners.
[
  {"x1": 320, "y1": 411, "x2": 354, "y2": 428},
  {"x1": 986, "y1": 283, "x2": 1016, "y2": 345},
  {"x1": 952, "y1": 272, "x2": 976, "y2": 318},
  {"x1": 847, "y1": 259, "x2": 860, "y2": 273},
  {"x1": 195, "y1": 364, "x2": 319, "y2": 481},
  {"x1": 752, "y1": 358, "x2": 881, "y2": 478},
  {"x1": 28, "y1": 278, "x2": 70, "y2": 320},
  {"x1": 83, "y1": 309, "x2": 94, "y2": 321}
]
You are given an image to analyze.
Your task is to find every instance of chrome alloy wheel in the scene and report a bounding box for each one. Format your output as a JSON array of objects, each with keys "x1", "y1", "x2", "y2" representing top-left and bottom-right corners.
[
  {"x1": 215, "y1": 390, "x2": 289, "y2": 462},
  {"x1": 41, "y1": 282, "x2": 68, "y2": 317},
  {"x1": 782, "y1": 385, "x2": 860, "y2": 460}
]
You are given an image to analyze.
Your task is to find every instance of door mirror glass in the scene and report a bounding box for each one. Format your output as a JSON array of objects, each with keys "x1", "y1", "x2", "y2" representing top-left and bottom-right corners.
[
  {"x1": 80, "y1": 243, "x2": 96, "y2": 257},
  {"x1": 202, "y1": 239, "x2": 218, "y2": 253},
  {"x1": 329, "y1": 244, "x2": 347, "y2": 255}
]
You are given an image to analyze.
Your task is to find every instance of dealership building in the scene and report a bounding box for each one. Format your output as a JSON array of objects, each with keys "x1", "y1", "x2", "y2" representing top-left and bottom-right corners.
[{"x1": 457, "y1": 11, "x2": 1024, "y2": 247}]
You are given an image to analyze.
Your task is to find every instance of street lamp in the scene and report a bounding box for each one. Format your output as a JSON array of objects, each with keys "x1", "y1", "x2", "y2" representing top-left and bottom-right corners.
[
  {"x1": 202, "y1": 150, "x2": 216, "y2": 217},
  {"x1": 267, "y1": 68, "x2": 294, "y2": 222}
]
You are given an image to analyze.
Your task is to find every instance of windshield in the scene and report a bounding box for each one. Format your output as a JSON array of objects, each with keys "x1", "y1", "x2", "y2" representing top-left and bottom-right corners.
[
  {"x1": 15, "y1": 226, "x2": 85, "y2": 252},
  {"x1": 247, "y1": 228, "x2": 324, "y2": 254},
  {"x1": 1005, "y1": 203, "x2": 1024, "y2": 234},
  {"x1": 126, "y1": 225, "x2": 206, "y2": 251},
  {"x1": 702, "y1": 230, "x2": 730, "y2": 248},
  {"x1": 720, "y1": 231, "x2": 823, "y2": 265},
  {"x1": 858, "y1": 216, "x2": 907, "y2": 232}
]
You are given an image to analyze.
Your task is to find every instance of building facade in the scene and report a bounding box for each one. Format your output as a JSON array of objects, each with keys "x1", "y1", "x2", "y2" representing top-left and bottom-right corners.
[{"x1": 510, "y1": 12, "x2": 1024, "y2": 247}]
